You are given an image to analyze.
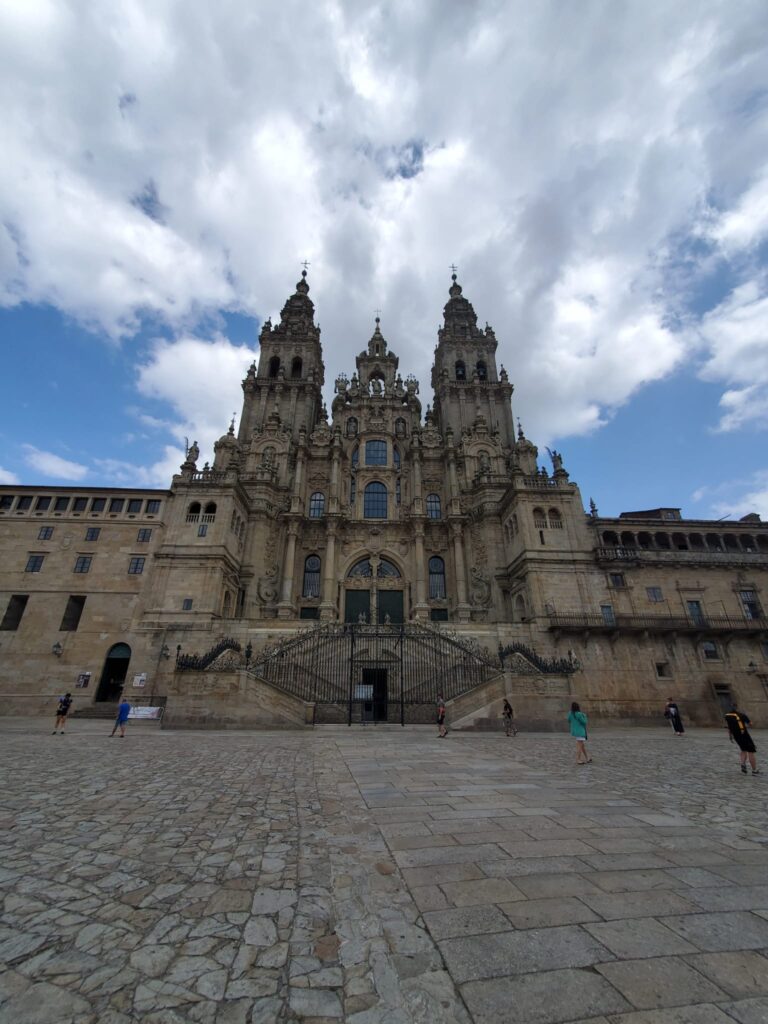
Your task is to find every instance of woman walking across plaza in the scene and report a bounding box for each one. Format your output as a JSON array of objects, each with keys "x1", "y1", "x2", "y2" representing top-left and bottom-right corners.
[
  {"x1": 568, "y1": 701, "x2": 591, "y2": 764},
  {"x1": 502, "y1": 699, "x2": 517, "y2": 737},
  {"x1": 664, "y1": 698, "x2": 685, "y2": 735}
]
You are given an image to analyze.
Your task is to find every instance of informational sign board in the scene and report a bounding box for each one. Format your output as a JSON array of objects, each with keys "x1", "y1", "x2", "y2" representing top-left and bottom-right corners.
[
  {"x1": 354, "y1": 684, "x2": 373, "y2": 701},
  {"x1": 76, "y1": 672, "x2": 91, "y2": 688},
  {"x1": 132, "y1": 673, "x2": 147, "y2": 688},
  {"x1": 128, "y1": 706, "x2": 163, "y2": 720}
]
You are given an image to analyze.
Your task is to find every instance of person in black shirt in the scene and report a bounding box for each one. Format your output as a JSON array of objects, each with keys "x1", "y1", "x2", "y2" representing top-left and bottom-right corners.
[
  {"x1": 53, "y1": 693, "x2": 73, "y2": 735},
  {"x1": 724, "y1": 705, "x2": 760, "y2": 775}
]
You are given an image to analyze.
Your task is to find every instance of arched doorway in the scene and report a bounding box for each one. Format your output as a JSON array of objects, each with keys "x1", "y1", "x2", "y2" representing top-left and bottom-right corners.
[
  {"x1": 344, "y1": 555, "x2": 404, "y2": 624},
  {"x1": 96, "y1": 642, "x2": 132, "y2": 702}
]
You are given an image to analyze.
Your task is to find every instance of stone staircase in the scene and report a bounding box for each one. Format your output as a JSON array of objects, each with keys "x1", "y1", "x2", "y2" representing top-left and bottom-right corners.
[{"x1": 72, "y1": 703, "x2": 119, "y2": 720}]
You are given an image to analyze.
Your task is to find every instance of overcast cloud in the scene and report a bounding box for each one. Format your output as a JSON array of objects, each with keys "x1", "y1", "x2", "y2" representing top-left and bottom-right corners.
[{"x1": 1, "y1": 0, "x2": 768, "y2": 476}]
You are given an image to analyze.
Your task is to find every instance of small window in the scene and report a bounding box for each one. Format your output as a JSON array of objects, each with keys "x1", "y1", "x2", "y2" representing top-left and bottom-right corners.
[
  {"x1": 85, "y1": 527, "x2": 101, "y2": 541},
  {"x1": 60, "y1": 595, "x2": 86, "y2": 632},
  {"x1": 16, "y1": 496, "x2": 32, "y2": 510},
  {"x1": 36, "y1": 497, "x2": 51, "y2": 511},
  {"x1": 72, "y1": 498, "x2": 88, "y2": 512},
  {"x1": 656, "y1": 661, "x2": 671, "y2": 678},
  {"x1": 300, "y1": 606, "x2": 320, "y2": 620},
  {"x1": 198, "y1": 524, "x2": 208, "y2": 537},
  {"x1": 25, "y1": 555, "x2": 45, "y2": 572},
  {"x1": 109, "y1": 498, "x2": 124, "y2": 513},
  {"x1": 600, "y1": 604, "x2": 615, "y2": 626},
  {"x1": 1, "y1": 595, "x2": 29, "y2": 631},
  {"x1": 303, "y1": 555, "x2": 321, "y2": 598},
  {"x1": 54, "y1": 497, "x2": 69, "y2": 512},
  {"x1": 430, "y1": 608, "x2": 449, "y2": 621},
  {"x1": 73, "y1": 556, "x2": 92, "y2": 574},
  {"x1": 146, "y1": 499, "x2": 161, "y2": 514},
  {"x1": 426, "y1": 494, "x2": 442, "y2": 519},
  {"x1": 90, "y1": 498, "x2": 106, "y2": 512},
  {"x1": 429, "y1": 556, "x2": 446, "y2": 600},
  {"x1": 609, "y1": 573, "x2": 626, "y2": 589},
  {"x1": 128, "y1": 499, "x2": 142, "y2": 514},
  {"x1": 128, "y1": 557, "x2": 145, "y2": 575},
  {"x1": 137, "y1": 528, "x2": 152, "y2": 542},
  {"x1": 182, "y1": 598, "x2": 193, "y2": 610},
  {"x1": 268, "y1": 355, "x2": 281, "y2": 378},
  {"x1": 702, "y1": 641, "x2": 720, "y2": 661},
  {"x1": 38, "y1": 527, "x2": 54, "y2": 540},
  {"x1": 455, "y1": 360, "x2": 466, "y2": 381},
  {"x1": 365, "y1": 440, "x2": 387, "y2": 466},
  {"x1": 476, "y1": 360, "x2": 488, "y2": 380},
  {"x1": 0, "y1": 495, "x2": 14, "y2": 510},
  {"x1": 309, "y1": 492, "x2": 325, "y2": 518},
  {"x1": 646, "y1": 586, "x2": 664, "y2": 603},
  {"x1": 364, "y1": 481, "x2": 387, "y2": 519}
]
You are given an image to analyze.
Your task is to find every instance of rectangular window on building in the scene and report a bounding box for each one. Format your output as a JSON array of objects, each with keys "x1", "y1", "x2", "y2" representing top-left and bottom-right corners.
[
  {"x1": 25, "y1": 554, "x2": 45, "y2": 572},
  {"x1": 90, "y1": 498, "x2": 106, "y2": 512},
  {"x1": 600, "y1": 604, "x2": 616, "y2": 626},
  {"x1": 16, "y1": 496, "x2": 32, "y2": 510},
  {"x1": 739, "y1": 589, "x2": 763, "y2": 620},
  {"x1": 182, "y1": 598, "x2": 193, "y2": 610},
  {"x1": 137, "y1": 528, "x2": 152, "y2": 542},
  {"x1": 38, "y1": 527, "x2": 54, "y2": 540},
  {"x1": 73, "y1": 556, "x2": 92, "y2": 573},
  {"x1": 609, "y1": 573, "x2": 626, "y2": 588},
  {"x1": 430, "y1": 608, "x2": 449, "y2": 621},
  {"x1": 128, "y1": 557, "x2": 145, "y2": 574},
  {"x1": 72, "y1": 497, "x2": 88, "y2": 512},
  {"x1": 146, "y1": 499, "x2": 161, "y2": 514},
  {"x1": 299, "y1": 606, "x2": 320, "y2": 619},
  {"x1": 36, "y1": 497, "x2": 51, "y2": 511},
  {"x1": 127, "y1": 499, "x2": 142, "y2": 513},
  {"x1": 646, "y1": 586, "x2": 664, "y2": 602},
  {"x1": 655, "y1": 661, "x2": 671, "y2": 678},
  {"x1": 60, "y1": 595, "x2": 86, "y2": 631},
  {"x1": 0, "y1": 495, "x2": 13, "y2": 510},
  {"x1": 702, "y1": 641, "x2": 720, "y2": 660},
  {"x1": 686, "y1": 600, "x2": 705, "y2": 625},
  {"x1": 0, "y1": 595, "x2": 29, "y2": 631},
  {"x1": 109, "y1": 498, "x2": 125, "y2": 513},
  {"x1": 85, "y1": 527, "x2": 101, "y2": 541},
  {"x1": 54, "y1": 497, "x2": 70, "y2": 512},
  {"x1": 198, "y1": 524, "x2": 208, "y2": 537}
]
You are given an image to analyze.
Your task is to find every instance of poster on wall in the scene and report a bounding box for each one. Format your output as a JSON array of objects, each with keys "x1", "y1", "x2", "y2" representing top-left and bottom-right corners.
[
  {"x1": 128, "y1": 706, "x2": 163, "y2": 720},
  {"x1": 76, "y1": 672, "x2": 91, "y2": 688},
  {"x1": 132, "y1": 673, "x2": 147, "y2": 688}
]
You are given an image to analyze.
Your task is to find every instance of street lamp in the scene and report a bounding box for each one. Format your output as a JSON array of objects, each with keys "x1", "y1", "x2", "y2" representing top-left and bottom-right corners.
[{"x1": 51, "y1": 641, "x2": 63, "y2": 657}]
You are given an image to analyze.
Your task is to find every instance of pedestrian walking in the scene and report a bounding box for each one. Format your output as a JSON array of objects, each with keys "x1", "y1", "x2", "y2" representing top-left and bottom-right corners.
[
  {"x1": 53, "y1": 693, "x2": 73, "y2": 734},
  {"x1": 725, "y1": 704, "x2": 760, "y2": 775},
  {"x1": 502, "y1": 699, "x2": 517, "y2": 737},
  {"x1": 664, "y1": 698, "x2": 685, "y2": 735},
  {"x1": 568, "y1": 701, "x2": 591, "y2": 763},
  {"x1": 437, "y1": 693, "x2": 447, "y2": 738},
  {"x1": 110, "y1": 698, "x2": 132, "y2": 737}
]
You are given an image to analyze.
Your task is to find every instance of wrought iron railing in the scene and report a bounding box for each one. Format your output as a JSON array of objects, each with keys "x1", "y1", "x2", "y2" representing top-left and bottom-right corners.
[
  {"x1": 498, "y1": 642, "x2": 579, "y2": 674},
  {"x1": 176, "y1": 636, "x2": 241, "y2": 670}
]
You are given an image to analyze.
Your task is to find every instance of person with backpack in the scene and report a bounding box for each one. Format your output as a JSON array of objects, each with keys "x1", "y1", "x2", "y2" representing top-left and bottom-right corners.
[
  {"x1": 53, "y1": 693, "x2": 73, "y2": 734},
  {"x1": 568, "y1": 701, "x2": 591, "y2": 764},
  {"x1": 502, "y1": 699, "x2": 517, "y2": 737},
  {"x1": 724, "y1": 704, "x2": 760, "y2": 775}
]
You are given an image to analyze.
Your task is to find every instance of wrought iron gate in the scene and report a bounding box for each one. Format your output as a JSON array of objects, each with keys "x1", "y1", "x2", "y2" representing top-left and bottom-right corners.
[{"x1": 248, "y1": 622, "x2": 501, "y2": 725}]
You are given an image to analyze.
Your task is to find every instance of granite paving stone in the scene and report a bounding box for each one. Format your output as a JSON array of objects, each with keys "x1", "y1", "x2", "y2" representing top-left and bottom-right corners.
[{"x1": 596, "y1": 956, "x2": 728, "y2": 1009}]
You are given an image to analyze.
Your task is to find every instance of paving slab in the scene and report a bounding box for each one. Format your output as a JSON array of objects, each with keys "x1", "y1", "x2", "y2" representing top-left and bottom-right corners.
[
  {"x1": 683, "y1": 951, "x2": 768, "y2": 998},
  {"x1": 596, "y1": 956, "x2": 728, "y2": 1009}
]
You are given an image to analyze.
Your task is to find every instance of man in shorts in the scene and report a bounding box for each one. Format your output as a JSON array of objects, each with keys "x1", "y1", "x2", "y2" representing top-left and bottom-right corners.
[
  {"x1": 53, "y1": 693, "x2": 73, "y2": 734},
  {"x1": 111, "y1": 697, "x2": 132, "y2": 737},
  {"x1": 725, "y1": 704, "x2": 760, "y2": 775}
]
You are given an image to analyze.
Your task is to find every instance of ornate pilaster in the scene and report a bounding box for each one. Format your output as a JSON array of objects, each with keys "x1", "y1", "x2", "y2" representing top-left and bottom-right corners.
[
  {"x1": 277, "y1": 520, "x2": 300, "y2": 619},
  {"x1": 450, "y1": 521, "x2": 471, "y2": 622},
  {"x1": 412, "y1": 523, "x2": 429, "y2": 620},
  {"x1": 320, "y1": 521, "x2": 339, "y2": 620}
]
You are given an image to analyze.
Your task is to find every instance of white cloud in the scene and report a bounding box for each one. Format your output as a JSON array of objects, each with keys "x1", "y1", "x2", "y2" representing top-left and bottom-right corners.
[
  {"x1": 94, "y1": 449, "x2": 182, "y2": 488},
  {"x1": 0, "y1": 0, "x2": 767, "y2": 448},
  {"x1": 22, "y1": 445, "x2": 88, "y2": 481},
  {"x1": 0, "y1": 466, "x2": 20, "y2": 484},
  {"x1": 706, "y1": 470, "x2": 768, "y2": 521}
]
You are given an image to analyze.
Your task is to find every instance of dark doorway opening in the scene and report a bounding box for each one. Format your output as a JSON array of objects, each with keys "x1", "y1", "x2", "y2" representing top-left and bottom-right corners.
[
  {"x1": 713, "y1": 682, "x2": 733, "y2": 715},
  {"x1": 378, "y1": 590, "x2": 404, "y2": 624},
  {"x1": 362, "y1": 668, "x2": 388, "y2": 722},
  {"x1": 96, "y1": 642, "x2": 132, "y2": 702},
  {"x1": 345, "y1": 590, "x2": 370, "y2": 623}
]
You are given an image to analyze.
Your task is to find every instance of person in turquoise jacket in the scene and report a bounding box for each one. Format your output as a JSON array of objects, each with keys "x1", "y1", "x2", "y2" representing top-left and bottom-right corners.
[{"x1": 567, "y1": 701, "x2": 591, "y2": 764}]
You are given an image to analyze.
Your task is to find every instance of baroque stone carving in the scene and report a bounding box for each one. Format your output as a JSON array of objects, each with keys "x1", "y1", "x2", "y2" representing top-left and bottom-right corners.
[
  {"x1": 257, "y1": 564, "x2": 279, "y2": 604},
  {"x1": 470, "y1": 567, "x2": 492, "y2": 607}
]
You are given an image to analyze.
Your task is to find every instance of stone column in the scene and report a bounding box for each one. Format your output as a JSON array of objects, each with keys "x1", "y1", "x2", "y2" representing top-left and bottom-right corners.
[
  {"x1": 277, "y1": 521, "x2": 299, "y2": 618},
  {"x1": 411, "y1": 442, "x2": 423, "y2": 516},
  {"x1": 450, "y1": 522, "x2": 471, "y2": 622},
  {"x1": 329, "y1": 436, "x2": 341, "y2": 514},
  {"x1": 412, "y1": 524, "x2": 428, "y2": 620},
  {"x1": 290, "y1": 443, "x2": 306, "y2": 514},
  {"x1": 320, "y1": 522, "x2": 338, "y2": 620}
]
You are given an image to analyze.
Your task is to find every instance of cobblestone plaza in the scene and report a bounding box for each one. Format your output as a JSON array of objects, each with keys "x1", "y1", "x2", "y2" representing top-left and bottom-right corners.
[{"x1": 1, "y1": 721, "x2": 767, "y2": 1023}]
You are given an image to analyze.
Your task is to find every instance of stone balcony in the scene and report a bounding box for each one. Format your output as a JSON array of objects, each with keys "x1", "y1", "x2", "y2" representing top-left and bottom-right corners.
[
  {"x1": 548, "y1": 611, "x2": 768, "y2": 637},
  {"x1": 595, "y1": 545, "x2": 768, "y2": 569}
]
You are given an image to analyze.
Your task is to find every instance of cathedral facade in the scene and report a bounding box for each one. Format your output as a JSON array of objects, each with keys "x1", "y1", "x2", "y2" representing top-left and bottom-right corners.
[{"x1": 2, "y1": 272, "x2": 768, "y2": 728}]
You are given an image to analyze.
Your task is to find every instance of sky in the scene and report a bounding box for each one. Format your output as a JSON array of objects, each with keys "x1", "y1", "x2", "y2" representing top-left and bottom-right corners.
[{"x1": 1, "y1": 0, "x2": 768, "y2": 520}]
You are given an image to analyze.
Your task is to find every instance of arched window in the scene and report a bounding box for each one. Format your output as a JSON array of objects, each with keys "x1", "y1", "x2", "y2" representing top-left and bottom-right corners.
[
  {"x1": 377, "y1": 559, "x2": 401, "y2": 577},
  {"x1": 548, "y1": 508, "x2": 563, "y2": 529},
  {"x1": 364, "y1": 481, "x2": 387, "y2": 519},
  {"x1": 655, "y1": 532, "x2": 671, "y2": 549},
  {"x1": 393, "y1": 446, "x2": 401, "y2": 470},
  {"x1": 533, "y1": 507, "x2": 547, "y2": 529},
  {"x1": 476, "y1": 360, "x2": 488, "y2": 380},
  {"x1": 395, "y1": 417, "x2": 407, "y2": 438},
  {"x1": 514, "y1": 594, "x2": 526, "y2": 621},
  {"x1": 348, "y1": 558, "x2": 373, "y2": 577},
  {"x1": 308, "y1": 492, "x2": 325, "y2": 518},
  {"x1": 346, "y1": 417, "x2": 358, "y2": 438},
  {"x1": 204, "y1": 502, "x2": 217, "y2": 519},
  {"x1": 268, "y1": 356, "x2": 280, "y2": 379},
  {"x1": 426, "y1": 493, "x2": 442, "y2": 519},
  {"x1": 351, "y1": 446, "x2": 359, "y2": 469},
  {"x1": 303, "y1": 555, "x2": 321, "y2": 598},
  {"x1": 455, "y1": 360, "x2": 466, "y2": 381},
  {"x1": 291, "y1": 357, "x2": 302, "y2": 379},
  {"x1": 365, "y1": 440, "x2": 387, "y2": 465},
  {"x1": 702, "y1": 640, "x2": 719, "y2": 661},
  {"x1": 620, "y1": 531, "x2": 636, "y2": 547},
  {"x1": 429, "y1": 556, "x2": 446, "y2": 599},
  {"x1": 188, "y1": 502, "x2": 201, "y2": 515}
]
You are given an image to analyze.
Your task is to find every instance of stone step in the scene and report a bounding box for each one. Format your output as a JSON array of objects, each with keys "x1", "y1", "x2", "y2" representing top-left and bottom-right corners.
[{"x1": 72, "y1": 704, "x2": 119, "y2": 719}]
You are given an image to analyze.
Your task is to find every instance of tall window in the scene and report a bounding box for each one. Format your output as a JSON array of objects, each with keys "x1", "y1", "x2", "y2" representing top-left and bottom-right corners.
[
  {"x1": 73, "y1": 556, "x2": 92, "y2": 574},
  {"x1": 429, "y1": 556, "x2": 446, "y2": 599},
  {"x1": 25, "y1": 555, "x2": 45, "y2": 573},
  {"x1": 1, "y1": 595, "x2": 28, "y2": 631},
  {"x1": 60, "y1": 596, "x2": 86, "y2": 632},
  {"x1": 350, "y1": 476, "x2": 356, "y2": 504},
  {"x1": 739, "y1": 590, "x2": 763, "y2": 620},
  {"x1": 548, "y1": 509, "x2": 563, "y2": 528},
  {"x1": 268, "y1": 356, "x2": 280, "y2": 378},
  {"x1": 309, "y1": 492, "x2": 325, "y2": 518},
  {"x1": 137, "y1": 528, "x2": 152, "y2": 542},
  {"x1": 476, "y1": 361, "x2": 488, "y2": 380},
  {"x1": 364, "y1": 482, "x2": 387, "y2": 519},
  {"x1": 291, "y1": 356, "x2": 302, "y2": 379},
  {"x1": 426, "y1": 494, "x2": 441, "y2": 519},
  {"x1": 396, "y1": 478, "x2": 401, "y2": 506},
  {"x1": 303, "y1": 555, "x2": 321, "y2": 598},
  {"x1": 365, "y1": 440, "x2": 387, "y2": 465},
  {"x1": 128, "y1": 557, "x2": 145, "y2": 575},
  {"x1": 455, "y1": 360, "x2": 466, "y2": 381}
]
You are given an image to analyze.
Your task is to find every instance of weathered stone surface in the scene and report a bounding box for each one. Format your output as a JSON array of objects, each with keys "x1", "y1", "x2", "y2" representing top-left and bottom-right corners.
[{"x1": 461, "y1": 967, "x2": 631, "y2": 1023}]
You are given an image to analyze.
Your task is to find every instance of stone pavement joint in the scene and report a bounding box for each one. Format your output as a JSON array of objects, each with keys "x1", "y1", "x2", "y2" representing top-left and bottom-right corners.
[{"x1": 0, "y1": 720, "x2": 766, "y2": 1023}]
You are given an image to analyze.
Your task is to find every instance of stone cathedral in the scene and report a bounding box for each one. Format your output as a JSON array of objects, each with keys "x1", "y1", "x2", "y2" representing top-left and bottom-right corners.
[{"x1": 1, "y1": 271, "x2": 768, "y2": 729}]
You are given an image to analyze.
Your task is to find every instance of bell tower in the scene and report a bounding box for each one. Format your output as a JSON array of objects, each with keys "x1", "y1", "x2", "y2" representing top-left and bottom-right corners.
[{"x1": 238, "y1": 270, "x2": 325, "y2": 442}]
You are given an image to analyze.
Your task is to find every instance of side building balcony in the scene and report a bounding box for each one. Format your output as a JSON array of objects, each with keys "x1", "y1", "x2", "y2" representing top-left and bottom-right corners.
[{"x1": 548, "y1": 611, "x2": 768, "y2": 638}]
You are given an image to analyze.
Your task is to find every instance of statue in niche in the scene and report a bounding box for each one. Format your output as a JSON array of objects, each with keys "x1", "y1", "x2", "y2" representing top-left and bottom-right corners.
[
  {"x1": 370, "y1": 377, "x2": 383, "y2": 396},
  {"x1": 478, "y1": 452, "x2": 491, "y2": 474}
]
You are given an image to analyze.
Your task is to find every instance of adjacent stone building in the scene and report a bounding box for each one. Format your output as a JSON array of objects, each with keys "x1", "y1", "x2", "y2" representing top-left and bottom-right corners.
[{"x1": 2, "y1": 272, "x2": 768, "y2": 727}]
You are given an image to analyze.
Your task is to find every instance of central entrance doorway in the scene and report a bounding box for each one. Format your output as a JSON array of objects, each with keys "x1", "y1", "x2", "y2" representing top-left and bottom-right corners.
[
  {"x1": 96, "y1": 642, "x2": 132, "y2": 702},
  {"x1": 361, "y1": 667, "x2": 388, "y2": 722}
]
